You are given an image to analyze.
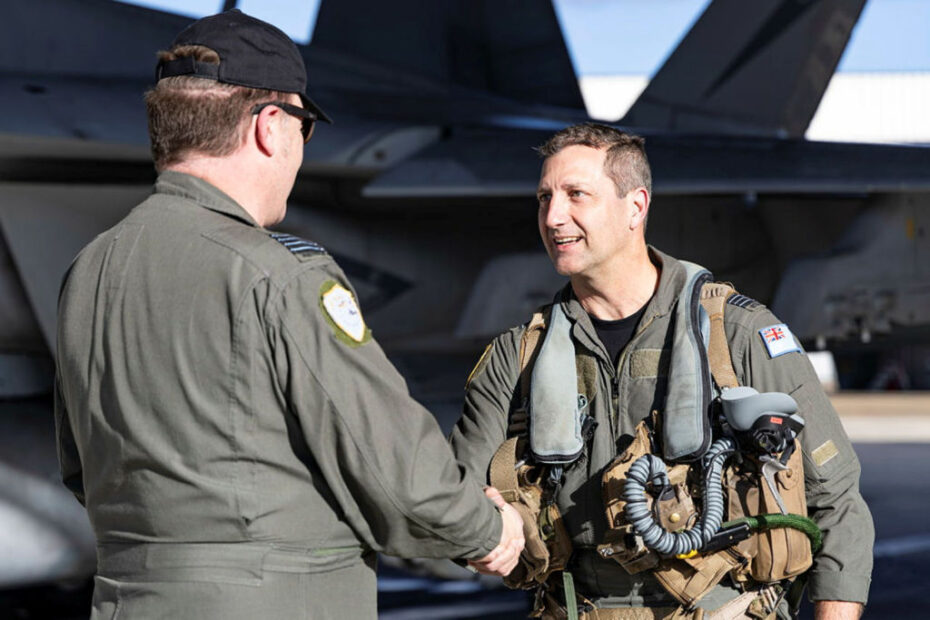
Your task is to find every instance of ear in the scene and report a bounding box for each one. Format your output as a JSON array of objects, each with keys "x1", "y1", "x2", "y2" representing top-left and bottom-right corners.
[
  {"x1": 629, "y1": 187, "x2": 650, "y2": 231},
  {"x1": 253, "y1": 105, "x2": 281, "y2": 158}
]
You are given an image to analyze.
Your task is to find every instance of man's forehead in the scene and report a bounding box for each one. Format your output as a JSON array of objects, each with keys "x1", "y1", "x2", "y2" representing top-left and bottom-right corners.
[{"x1": 539, "y1": 145, "x2": 608, "y2": 184}]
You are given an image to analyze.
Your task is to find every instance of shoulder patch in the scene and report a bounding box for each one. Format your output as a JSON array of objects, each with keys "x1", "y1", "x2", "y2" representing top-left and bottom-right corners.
[
  {"x1": 465, "y1": 343, "x2": 494, "y2": 390},
  {"x1": 270, "y1": 232, "x2": 326, "y2": 259},
  {"x1": 758, "y1": 323, "x2": 802, "y2": 358},
  {"x1": 727, "y1": 294, "x2": 761, "y2": 311},
  {"x1": 812, "y1": 440, "x2": 839, "y2": 467},
  {"x1": 319, "y1": 280, "x2": 371, "y2": 346}
]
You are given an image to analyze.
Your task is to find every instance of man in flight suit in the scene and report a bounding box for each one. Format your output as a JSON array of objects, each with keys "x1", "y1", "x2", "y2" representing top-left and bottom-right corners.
[
  {"x1": 55, "y1": 10, "x2": 523, "y2": 619},
  {"x1": 450, "y1": 124, "x2": 873, "y2": 619}
]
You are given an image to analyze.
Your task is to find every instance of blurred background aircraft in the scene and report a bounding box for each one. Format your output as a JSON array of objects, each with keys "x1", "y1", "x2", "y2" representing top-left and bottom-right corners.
[{"x1": 1, "y1": 0, "x2": 929, "y2": 617}]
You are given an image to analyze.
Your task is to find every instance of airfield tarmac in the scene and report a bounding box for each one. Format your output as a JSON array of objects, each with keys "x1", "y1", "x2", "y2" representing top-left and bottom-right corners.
[
  {"x1": 1, "y1": 391, "x2": 928, "y2": 618},
  {"x1": 822, "y1": 392, "x2": 930, "y2": 619}
]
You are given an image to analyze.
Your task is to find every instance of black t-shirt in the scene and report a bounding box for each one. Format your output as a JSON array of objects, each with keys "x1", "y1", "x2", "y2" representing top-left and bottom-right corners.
[{"x1": 589, "y1": 303, "x2": 648, "y2": 366}]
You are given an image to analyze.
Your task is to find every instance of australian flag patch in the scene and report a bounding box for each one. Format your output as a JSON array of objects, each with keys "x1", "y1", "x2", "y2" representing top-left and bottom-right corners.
[{"x1": 270, "y1": 232, "x2": 326, "y2": 257}]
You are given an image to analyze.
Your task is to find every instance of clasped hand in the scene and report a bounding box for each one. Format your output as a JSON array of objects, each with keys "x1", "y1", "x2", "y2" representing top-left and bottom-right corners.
[{"x1": 467, "y1": 486, "x2": 525, "y2": 577}]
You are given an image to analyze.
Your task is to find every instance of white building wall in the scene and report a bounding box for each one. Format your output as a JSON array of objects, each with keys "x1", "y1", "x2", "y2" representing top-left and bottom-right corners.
[
  {"x1": 577, "y1": 75, "x2": 648, "y2": 124},
  {"x1": 578, "y1": 73, "x2": 930, "y2": 145},
  {"x1": 807, "y1": 72, "x2": 930, "y2": 144}
]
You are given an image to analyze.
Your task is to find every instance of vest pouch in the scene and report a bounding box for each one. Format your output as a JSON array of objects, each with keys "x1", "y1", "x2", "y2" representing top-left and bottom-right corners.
[
  {"x1": 652, "y1": 549, "x2": 745, "y2": 608},
  {"x1": 600, "y1": 421, "x2": 753, "y2": 606},
  {"x1": 539, "y1": 500, "x2": 572, "y2": 575},
  {"x1": 502, "y1": 473, "x2": 546, "y2": 589},
  {"x1": 491, "y1": 438, "x2": 572, "y2": 590},
  {"x1": 503, "y1": 464, "x2": 573, "y2": 590},
  {"x1": 603, "y1": 422, "x2": 653, "y2": 535},
  {"x1": 600, "y1": 422, "x2": 658, "y2": 574},
  {"x1": 725, "y1": 441, "x2": 812, "y2": 582}
]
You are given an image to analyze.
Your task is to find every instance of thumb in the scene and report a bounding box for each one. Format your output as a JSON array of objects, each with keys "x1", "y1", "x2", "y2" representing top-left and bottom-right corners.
[{"x1": 484, "y1": 485, "x2": 507, "y2": 509}]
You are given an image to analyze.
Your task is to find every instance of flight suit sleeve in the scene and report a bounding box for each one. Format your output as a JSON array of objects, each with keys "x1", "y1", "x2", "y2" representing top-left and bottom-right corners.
[
  {"x1": 54, "y1": 373, "x2": 85, "y2": 506},
  {"x1": 268, "y1": 263, "x2": 501, "y2": 560},
  {"x1": 727, "y1": 306, "x2": 874, "y2": 604},
  {"x1": 449, "y1": 328, "x2": 523, "y2": 484}
]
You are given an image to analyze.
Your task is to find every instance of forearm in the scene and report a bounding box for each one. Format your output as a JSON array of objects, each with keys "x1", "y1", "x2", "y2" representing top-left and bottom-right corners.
[
  {"x1": 450, "y1": 332, "x2": 521, "y2": 483},
  {"x1": 278, "y1": 306, "x2": 502, "y2": 558},
  {"x1": 293, "y1": 357, "x2": 503, "y2": 558},
  {"x1": 813, "y1": 600, "x2": 862, "y2": 620}
]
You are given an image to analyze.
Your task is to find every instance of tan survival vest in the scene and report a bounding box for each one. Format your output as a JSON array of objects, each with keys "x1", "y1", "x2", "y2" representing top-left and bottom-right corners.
[{"x1": 489, "y1": 283, "x2": 813, "y2": 619}]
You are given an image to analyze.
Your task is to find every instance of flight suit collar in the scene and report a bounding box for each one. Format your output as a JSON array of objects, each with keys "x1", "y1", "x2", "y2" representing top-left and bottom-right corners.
[
  {"x1": 641, "y1": 246, "x2": 688, "y2": 323},
  {"x1": 556, "y1": 286, "x2": 607, "y2": 365},
  {"x1": 555, "y1": 246, "x2": 688, "y2": 367},
  {"x1": 154, "y1": 170, "x2": 261, "y2": 228}
]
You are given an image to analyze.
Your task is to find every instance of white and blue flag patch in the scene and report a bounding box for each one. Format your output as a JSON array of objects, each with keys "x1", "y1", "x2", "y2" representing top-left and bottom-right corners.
[{"x1": 759, "y1": 323, "x2": 802, "y2": 358}]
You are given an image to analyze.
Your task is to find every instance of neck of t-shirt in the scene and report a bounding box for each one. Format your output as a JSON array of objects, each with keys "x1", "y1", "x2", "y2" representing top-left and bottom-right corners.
[{"x1": 588, "y1": 302, "x2": 649, "y2": 366}]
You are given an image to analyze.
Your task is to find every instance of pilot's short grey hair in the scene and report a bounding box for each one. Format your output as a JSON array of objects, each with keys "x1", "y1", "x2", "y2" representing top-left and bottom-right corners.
[{"x1": 536, "y1": 123, "x2": 652, "y2": 198}]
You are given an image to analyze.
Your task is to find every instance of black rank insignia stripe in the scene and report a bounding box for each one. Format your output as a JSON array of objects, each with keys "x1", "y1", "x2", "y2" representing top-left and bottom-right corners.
[
  {"x1": 270, "y1": 232, "x2": 326, "y2": 256},
  {"x1": 727, "y1": 294, "x2": 761, "y2": 310}
]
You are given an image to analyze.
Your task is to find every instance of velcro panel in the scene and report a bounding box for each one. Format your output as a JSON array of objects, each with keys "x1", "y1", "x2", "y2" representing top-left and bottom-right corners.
[{"x1": 630, "y1": 349, "x2": 668, "y2": 379}]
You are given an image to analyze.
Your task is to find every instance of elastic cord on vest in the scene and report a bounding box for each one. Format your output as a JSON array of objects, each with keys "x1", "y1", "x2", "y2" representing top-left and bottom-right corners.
[{"x1": 622, "y1": 437, "x2": 737, "y2": 556}]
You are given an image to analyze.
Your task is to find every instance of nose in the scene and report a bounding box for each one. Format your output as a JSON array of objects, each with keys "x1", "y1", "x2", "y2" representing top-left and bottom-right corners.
[{"x1": 544, "y1": 194, "x2": 569, "y2": 230}]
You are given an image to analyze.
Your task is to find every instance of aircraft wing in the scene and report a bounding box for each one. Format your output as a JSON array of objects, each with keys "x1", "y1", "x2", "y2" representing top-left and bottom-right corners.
[{"x1": 363, "y1": 129, "x2": 930, "y2": 198}]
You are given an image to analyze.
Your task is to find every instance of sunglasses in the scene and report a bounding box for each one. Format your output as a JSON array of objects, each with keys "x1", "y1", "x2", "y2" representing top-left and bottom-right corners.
[{"x1": 251, "y1": 101, "x2": 317, "y2": 143}]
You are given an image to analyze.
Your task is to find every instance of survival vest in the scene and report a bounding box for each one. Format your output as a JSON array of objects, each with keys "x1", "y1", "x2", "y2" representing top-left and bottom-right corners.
[{"x1": 489, "y1": 264, "x2": 816, "y2": 620}]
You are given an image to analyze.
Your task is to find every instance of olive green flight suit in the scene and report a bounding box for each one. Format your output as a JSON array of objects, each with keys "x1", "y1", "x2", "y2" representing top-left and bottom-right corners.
[
  {"x1": 450, "y1": 248, "x2": 873, "y2": 611},
  {"x1": 55, "y1": 171, "x2": 502, "y2": 619}
]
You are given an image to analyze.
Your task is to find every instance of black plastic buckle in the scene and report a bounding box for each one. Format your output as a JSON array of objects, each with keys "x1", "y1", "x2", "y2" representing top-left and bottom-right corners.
[{"x1": 701, "y1": 521, "x2": 753, "y2": 554}]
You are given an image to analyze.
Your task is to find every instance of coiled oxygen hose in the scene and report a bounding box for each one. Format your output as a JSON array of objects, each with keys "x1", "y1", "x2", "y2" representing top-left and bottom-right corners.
[{"x1": 622, "y1": 437, "x2": 737, "y2": 556}]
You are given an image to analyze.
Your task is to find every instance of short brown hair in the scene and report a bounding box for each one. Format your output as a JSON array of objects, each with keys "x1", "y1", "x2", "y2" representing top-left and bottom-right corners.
[
  {"x1": 145, "y1": 45, "x2": 288, "y2": 170},
  {"x1": 536, "y1": 123, "x2": 652, "y2": 197}
]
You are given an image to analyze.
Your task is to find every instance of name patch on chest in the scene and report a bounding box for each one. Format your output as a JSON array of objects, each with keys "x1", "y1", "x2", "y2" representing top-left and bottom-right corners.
[{"x1": 758, "y1": 323, "x2": 802, "y2": 358}]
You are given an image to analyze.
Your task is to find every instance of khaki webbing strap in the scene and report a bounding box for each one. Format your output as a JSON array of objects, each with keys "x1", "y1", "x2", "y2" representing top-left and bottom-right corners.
[
  {"x1": 653, "y1": 549, "x2": 744, "y2": 608},
  {"x1": 699, "y1": 283, "x2": 739, "y2": 390},
  {"x1": 572, "y1": 584, "x2": 777, "y2": 620},
  {"x1": 578, "y1": 608, "x2": 685, "y2": 620},
  {"x1": 489, "y1": 437, "x2": 522, "y2": 503},
  {"x1": 703, "y1": 584, "x2": 780, "y2": 620},
  {"x1": 519, "y1": 310, "x2": 549, "y2": 402}
]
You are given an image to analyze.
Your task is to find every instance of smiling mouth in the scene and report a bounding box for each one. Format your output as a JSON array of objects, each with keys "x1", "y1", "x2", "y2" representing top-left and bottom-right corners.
[{"x1": 553, "y1": 236, "x2": 582, "y2": 247}]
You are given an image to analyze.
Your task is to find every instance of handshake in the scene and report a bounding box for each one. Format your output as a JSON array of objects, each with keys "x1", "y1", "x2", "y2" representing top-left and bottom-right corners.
[{"x1": 467, "y1": 486, "x2": 526, "y2": 577}]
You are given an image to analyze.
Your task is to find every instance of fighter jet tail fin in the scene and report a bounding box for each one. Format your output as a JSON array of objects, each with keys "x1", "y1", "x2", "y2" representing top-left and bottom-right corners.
[
  {"x1": 622, "y1": 0, "x2": 867, "y2": 138},
  {"x1": 309, "y1": 0, "x2": 585, "y2": 111}
]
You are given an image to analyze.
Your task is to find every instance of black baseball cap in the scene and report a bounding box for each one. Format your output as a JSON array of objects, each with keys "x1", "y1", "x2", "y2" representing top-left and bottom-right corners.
[{"x1": 156, "y1": 9, "x2": 331, "y2": 124}]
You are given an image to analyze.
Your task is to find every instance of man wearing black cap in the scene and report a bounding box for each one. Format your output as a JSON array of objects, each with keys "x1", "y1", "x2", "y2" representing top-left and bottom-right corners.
[{"x1": 55, "y1": 10, "x2": 523, "y2": 619}]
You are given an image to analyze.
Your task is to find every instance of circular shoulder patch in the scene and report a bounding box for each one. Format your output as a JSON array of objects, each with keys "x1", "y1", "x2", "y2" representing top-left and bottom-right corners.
[{"x1": 319, "y1": 281, "x2": 370, "y2": 345}]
